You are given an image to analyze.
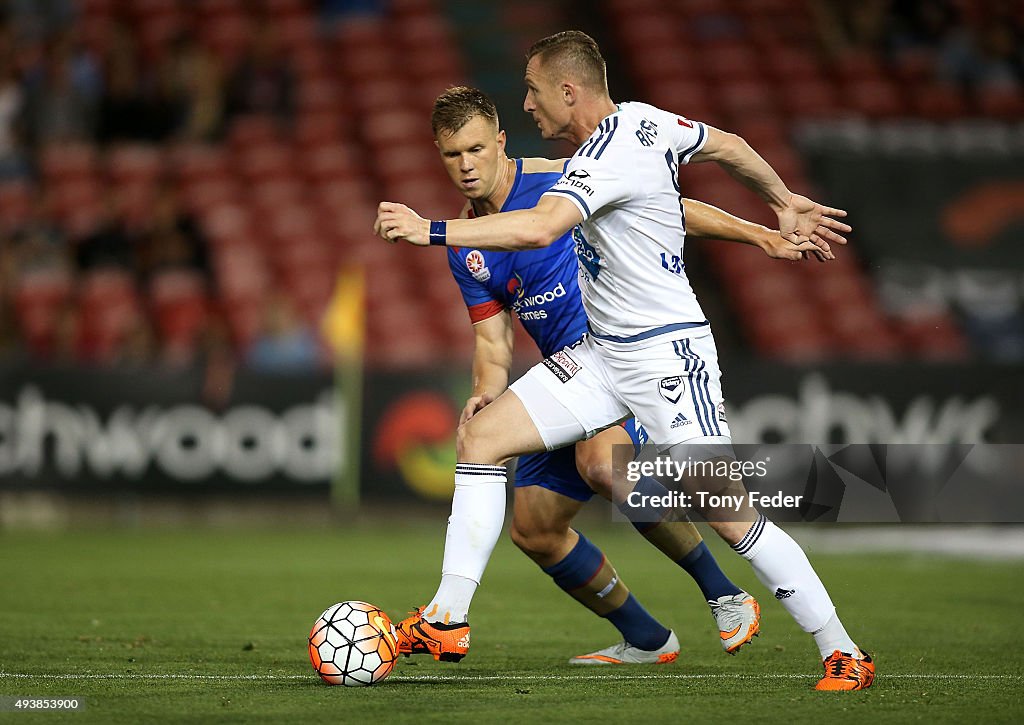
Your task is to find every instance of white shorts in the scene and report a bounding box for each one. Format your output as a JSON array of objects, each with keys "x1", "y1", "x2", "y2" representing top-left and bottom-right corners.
[{"x1": 509, "y1": 332, "x2": 732, "y2": 452}]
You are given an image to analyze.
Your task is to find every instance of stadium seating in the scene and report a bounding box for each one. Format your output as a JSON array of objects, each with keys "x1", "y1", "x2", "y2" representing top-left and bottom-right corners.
[
  {"x1": 605, "y1": 0, "x2": 983, "y2": 362},
  {"x1": 4, "y1": 0, "x2": 1012, "y2": 368}
]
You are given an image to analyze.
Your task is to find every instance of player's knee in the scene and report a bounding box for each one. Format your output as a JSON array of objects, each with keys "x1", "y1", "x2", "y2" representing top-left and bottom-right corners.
[
  {"x1": 456, "y1": 419, "x2": 502, "y2": 465},
  {"x1": 509, "y1": 518, "x2": 562, "y2": 560},
  {"x1": 576, "y1": 455, "x2": 615, "y2": 501}
]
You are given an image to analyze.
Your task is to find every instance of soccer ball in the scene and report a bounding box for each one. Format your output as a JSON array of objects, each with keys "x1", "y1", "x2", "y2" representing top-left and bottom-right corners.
[{"x1": 308, "y1": 601, "x2": 399, "y2": 686}]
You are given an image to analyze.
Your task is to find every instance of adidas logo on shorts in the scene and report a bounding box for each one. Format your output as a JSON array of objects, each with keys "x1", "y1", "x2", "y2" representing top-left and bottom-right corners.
[
  {"x1": 774, "y1": 588, "x2": 795, "y2": 600},
  {"x1": 670, "y1": 413, "x2": 691, "y2": 429}
]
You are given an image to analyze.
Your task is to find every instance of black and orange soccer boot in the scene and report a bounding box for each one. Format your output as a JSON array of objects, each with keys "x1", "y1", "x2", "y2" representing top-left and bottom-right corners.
[
  {"x1": 394, "y1": 606, "x2": 470, "y2": 663},
  {"x1": 815, "y1": 650, "x2": 876, "y2": 691}
]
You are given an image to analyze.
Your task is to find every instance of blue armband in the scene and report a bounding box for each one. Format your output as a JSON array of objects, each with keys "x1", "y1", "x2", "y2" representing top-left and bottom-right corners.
[{"x1": 429, "y1": 220, "x2": 447, "y2": 246}]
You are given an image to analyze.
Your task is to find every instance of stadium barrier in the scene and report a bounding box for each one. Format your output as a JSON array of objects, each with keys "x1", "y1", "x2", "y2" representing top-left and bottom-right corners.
[{"x1": 0, "y1": 362, "x2": 1020, "y2": 502}]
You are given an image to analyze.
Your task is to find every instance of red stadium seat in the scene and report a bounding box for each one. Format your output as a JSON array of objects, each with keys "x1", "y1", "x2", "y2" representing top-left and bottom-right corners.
[
  {"x1": 39, "y1": 143, "x2": 101, "y2": 183},
  {"x1": 13, "y1": 268, "x2": 74, "y2": 356},
  {"x1": 845, "y1": 78, "x2": 907, "y2": 119},
  {"x1": 238, "y1": 144, "x2": 296, "y2": 182},
  {"x1": 228, "y1": 115, "x2": 283, "y2": 151},
  {"x1": 360, "y1": 110, "x2": 425, "y2": 148},
  {"x1": 294, "y1": 113, "x2": 348, "y2": 149},
  {"x1": 262, "y1": 0, "x2": 308, "y2": 18},
  {"x1": 107, "y1": 144, "x2": 164, "y2": 185},
  {"x1": 763, "y1": 48, "x2": 826, "y2": 82},
  {"x1": 977, "y1": 86, "x2": 1024, "y2": 120},
  {"x1": 720, "y1": 81, "x2": 779, "y2": 119},
  {"x1": 49, "y1": 179, "x2": 104, "y2": 222},
  {"x1": 349, "y1": 79, "x2": 410, "y2": 114},
  {"x1": 302, "y1": 143, "x2": 360, "y2": 183},
  {"x1": 911, "y1": 83, "x2": 969, "y2": 120},
  {"x1": 297, "y1": 79, "x2": 344, "y2": 114},
  {"x1": 149, "y1": 269, "x2": 209, "y2": 357},
  {"x1": 277, "y1": 15, "x2": 319, "y2": 51},
  {"x1": 780, "y1": 79, "x2": 844, "y2": 119},
  {"x1": 77, "y1": 268, "x2": 141, "y2": 364},
  {"x1": 169, "y1": 144, "x2": 230, "y2": 184},
  {"x1": 702, "y1": 42, "x2": 763, "y2": 84}
]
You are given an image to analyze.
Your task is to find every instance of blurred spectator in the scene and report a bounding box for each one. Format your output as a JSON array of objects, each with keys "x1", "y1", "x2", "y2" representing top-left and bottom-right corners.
[
  {"x1": 0, "y1": 55, "x2": 29, "y2": 180},
  {"x1": 245, "y1": 292, "x2": 321, "y2": 373},
  {"x1": 49, "y1": 298, "x2": 82, "y2": 363},
  {"x1": 97, "y1": 23, "x2": 180, "y2": 143},
  {"x1": 134, "y1": 187, "x2": 212, "y2": 284},
  {"x1": 5, "y1": 191, "x2": 71, "y2": 276},
  {"x1": 73, "y1": 193, "x2": 134, "y2": 272},
  {"x1": 225, "y1": 21, "x2": 294, "y2": 122},
  {"x1": 119, "y1": 312, "x2": 158, "y2": 367},
  {"x1": 814, "y1": 0, "x2": 1024, "y2": 94},
  {"x1": 813, "y1": 0, "x2": 891, "y2": 55},
  {"x1": 165, "y1": 34, "x2": 225, "y2": 142},
  {"x1": 3, "y1": 0, "x2": 75, "y2": 42},
  {"x1": 319, "y1": 0, "x2": 386, "y2": 25},
  {"x1": 23, "y1": 45, "x2": 97, "y2": 144}
]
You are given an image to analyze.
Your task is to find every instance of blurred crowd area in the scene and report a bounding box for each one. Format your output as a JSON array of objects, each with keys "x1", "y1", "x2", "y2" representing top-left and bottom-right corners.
[
  {"x1": 816, "y1": 0, "x2": 1024, "y2": 97},
  {"x1": 0, "y1": 0, "x2": 1021, "y2": 373}
]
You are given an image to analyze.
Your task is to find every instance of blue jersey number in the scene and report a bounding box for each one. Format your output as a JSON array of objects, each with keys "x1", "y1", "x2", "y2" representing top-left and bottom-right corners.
[
  {"x1": 660, "y1": 252, "x2": 684, "y2": 274},
  {"x1": 663, "y1": 149, "x2": 686, "y2": 272},
  {"x1": 574, "y1": 227, "x2": 601, "y2": 280}
]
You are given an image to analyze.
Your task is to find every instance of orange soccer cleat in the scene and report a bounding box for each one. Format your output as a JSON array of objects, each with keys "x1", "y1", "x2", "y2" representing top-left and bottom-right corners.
[
  {"x1": 815, "y1": 650, "x2": 876, "y2": 691},
  {"x1": 394, "y1": 606, "x2": 471, "y2": 663}
]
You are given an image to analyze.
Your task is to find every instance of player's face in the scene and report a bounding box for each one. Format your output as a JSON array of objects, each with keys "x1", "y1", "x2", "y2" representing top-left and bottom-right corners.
[
  {"x1": 523, "y1": 56, "x2": 571, "y2": 140},
  {"x1": 435, "y1": 115, "x2": 506, "y2": 201}
]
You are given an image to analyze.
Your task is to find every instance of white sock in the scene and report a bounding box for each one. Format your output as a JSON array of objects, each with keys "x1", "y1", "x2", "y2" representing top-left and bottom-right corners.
[
  {"x1": 423, "y1": 463, "x2": 507, "y2": 624},
  {"x1": 424, "y1": 574, "x2": 477, "y2": 625},
  {"x1": 733, "y1": 515, "x2": 858, "y2": 657},
  {"x1": 812, "y1": 612, "x2": 862, "y2": 660}
]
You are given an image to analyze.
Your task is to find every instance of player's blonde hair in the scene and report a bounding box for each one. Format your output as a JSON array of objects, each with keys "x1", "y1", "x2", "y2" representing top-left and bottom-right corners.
[
  {"x1": 526, "y1": 30, "x2": 608, "y2": 94},
  {"x1": 431, "y1": 86, "x2": 499, "y2": 137}
]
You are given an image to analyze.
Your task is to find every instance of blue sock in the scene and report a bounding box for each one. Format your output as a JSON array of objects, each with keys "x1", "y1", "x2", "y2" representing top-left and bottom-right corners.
[
  {"x1": 616, "y1": 475, "x2": 670, "y2": 532},
  {"x1": 678, "y1": 541, "x2": 742, "y2": 601},
  {"x1": 543, "y1": 532, "x2": 671, "y2": 651},
  {"x1": 618, "y1": 476, "x2": 742, "y2": 602},
  {"x1": 605, "y1": 594, "x2": 672, "y2": 651}
]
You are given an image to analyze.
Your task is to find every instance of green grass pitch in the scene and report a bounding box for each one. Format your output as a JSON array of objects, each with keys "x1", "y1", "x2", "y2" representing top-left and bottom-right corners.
[{"x1": 1, "y1": 519, "x2": 1022, "y2": 723}]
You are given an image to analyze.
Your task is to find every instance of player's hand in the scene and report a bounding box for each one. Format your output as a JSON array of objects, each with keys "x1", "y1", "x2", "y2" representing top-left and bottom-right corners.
[
  {"x1": 460, "y1": 393, "x2": 495, "y2": 425},
  {"x1": 375, "y1": 202, "x2": 431, "y2": 246},
  {"x1": 760, "y1": 229, "x2": 836, "y2": 263},
  {"x1": 775, "y1": 193, "x2": 851, "y2": 262}
]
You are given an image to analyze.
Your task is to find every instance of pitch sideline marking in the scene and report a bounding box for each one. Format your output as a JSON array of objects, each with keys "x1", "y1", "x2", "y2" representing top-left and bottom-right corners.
[{"x1": 0, "y1": 672, "x2": 1019, "y2": 682}]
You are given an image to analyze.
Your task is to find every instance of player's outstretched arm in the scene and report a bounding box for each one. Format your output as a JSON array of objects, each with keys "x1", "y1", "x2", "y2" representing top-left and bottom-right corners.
[
  {"x1": 682, "y1": 198, "x2": 834, "y2": 262},
  {"x1": 375, "y1": 195, "x2": 582, "y2": 250},
  {"x1": 462, "y1": 311, "x2": 515, "y2": 425},
  {"x1": 690, "y1": 128, "x2": 851, "y2": 250}
]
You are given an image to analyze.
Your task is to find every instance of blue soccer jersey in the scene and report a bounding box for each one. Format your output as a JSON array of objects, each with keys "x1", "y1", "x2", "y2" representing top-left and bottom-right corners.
[
  {"x1": 447, "y1": 158, "x2": 587, "y2": 358},
  {"x1": 447, "y1": 157, "x2": 642, "y2": 501}
]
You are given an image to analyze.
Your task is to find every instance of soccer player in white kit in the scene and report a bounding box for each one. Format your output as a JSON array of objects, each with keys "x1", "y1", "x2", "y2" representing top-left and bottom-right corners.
[{"x1": 375, "y1": 31, "x2": 874, "y2": 690}]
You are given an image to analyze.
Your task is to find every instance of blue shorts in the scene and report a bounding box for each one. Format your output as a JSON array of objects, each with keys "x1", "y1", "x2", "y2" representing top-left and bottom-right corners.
[{"x1": 513, "y1": 419, "x2": 647, "y2": 502}]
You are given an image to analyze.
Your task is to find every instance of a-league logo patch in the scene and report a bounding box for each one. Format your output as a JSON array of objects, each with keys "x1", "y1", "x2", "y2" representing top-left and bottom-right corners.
[
  {"x1": 717, "y1": 402, "x2": 728, "y2": 422},
  {"x1": 659, "y1": 376, "x2": 684, "y2": 404},
  {"x1": 466, "y1": 250, "x2": 490, "y2": 282},
  {"x1": 542, "y1": 350, "x2": 581, "y2": 383}
]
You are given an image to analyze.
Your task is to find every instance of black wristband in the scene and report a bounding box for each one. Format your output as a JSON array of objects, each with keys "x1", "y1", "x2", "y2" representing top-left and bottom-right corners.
[{"x1": 428, "y1": 220, "x2": 447, "y2": 246}]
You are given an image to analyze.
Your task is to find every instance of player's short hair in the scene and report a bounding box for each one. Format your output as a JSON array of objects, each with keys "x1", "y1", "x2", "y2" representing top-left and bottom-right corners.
[
  {"x1": 431, "y1": 86, "x2": 499, "y2": 137},
  {"x1": 526, "y1": 30, "x2": 608, "y2": 93}
]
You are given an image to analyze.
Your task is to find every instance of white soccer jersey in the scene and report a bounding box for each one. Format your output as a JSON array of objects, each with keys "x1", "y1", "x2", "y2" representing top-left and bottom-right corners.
[{"x1": 544, "y1": 101, "x2": 709, "y2": 349}]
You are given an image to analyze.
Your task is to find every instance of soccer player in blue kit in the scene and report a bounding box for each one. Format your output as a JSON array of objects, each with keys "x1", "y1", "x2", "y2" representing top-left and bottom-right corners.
[
  {"x1": 377, "y1": 32, "x2": 873, "y2": 690},
  {"x1": 393, "y1": 86, "x2": 825, "y2": 666}
]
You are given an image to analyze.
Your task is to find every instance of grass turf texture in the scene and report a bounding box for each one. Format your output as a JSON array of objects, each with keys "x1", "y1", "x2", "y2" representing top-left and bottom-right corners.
[{"x1": 1, "y1": 521, "x2": 1022, "y2": 723}]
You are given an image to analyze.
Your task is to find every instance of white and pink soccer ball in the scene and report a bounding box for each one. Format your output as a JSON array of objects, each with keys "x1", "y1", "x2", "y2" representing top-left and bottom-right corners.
[{"x1": 308, "y1": 601, "x2": 399, "y2": 686}]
